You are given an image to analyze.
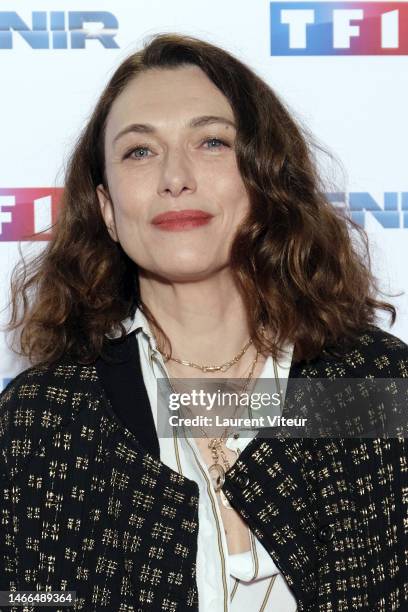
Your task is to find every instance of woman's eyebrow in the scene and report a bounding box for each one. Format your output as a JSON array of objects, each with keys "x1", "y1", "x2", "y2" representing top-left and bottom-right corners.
[{"x1": 112, "y1": 115, "x2": 236, "y2": 145}]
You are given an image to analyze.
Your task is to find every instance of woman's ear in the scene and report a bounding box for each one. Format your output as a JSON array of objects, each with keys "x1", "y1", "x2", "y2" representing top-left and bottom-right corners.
[{"x1": 96, "y1": 184, "x2": 119, "y2": 242}]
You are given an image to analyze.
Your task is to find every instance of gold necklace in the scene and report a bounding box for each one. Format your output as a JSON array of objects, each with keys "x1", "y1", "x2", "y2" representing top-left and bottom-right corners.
[
  {"x1": 161, "y1": 336, "x2": 253, "y2": 373},
  {"x1": 205, "y1": 351, "x2": 259, "y2": 510},
  {"x1": 168, "y1": 349, "x2": 260, "y2": 509}
]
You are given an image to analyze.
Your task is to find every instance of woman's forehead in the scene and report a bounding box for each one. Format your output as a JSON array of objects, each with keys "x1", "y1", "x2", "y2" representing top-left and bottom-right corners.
[{"x1": 105, "y1": 67, "x2": 235, "y2": 144}]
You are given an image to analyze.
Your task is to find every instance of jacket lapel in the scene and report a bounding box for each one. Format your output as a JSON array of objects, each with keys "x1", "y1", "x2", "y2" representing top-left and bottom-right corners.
[{"x1": 94, "y1": 330, "x2": 160, "y2": 459}]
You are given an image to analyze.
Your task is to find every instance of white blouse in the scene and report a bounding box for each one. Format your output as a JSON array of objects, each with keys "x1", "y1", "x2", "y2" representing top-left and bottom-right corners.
[{"x1": 110, "y1": 309, "x2": 297, "y2": 611}]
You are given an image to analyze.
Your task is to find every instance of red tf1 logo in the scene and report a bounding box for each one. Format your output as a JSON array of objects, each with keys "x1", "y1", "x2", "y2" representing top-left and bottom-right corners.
[
  {"x1": 270, "y1": 2, "x2": 408, "y2": 55},
  {"x1": 0, "y1": 189, "x2": 62, "y2": 241}
]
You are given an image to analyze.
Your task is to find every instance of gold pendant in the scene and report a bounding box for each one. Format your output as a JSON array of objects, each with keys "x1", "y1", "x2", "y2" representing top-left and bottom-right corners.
[{"x1": 208, "y1": 463, "x2": 225, "y2": 491}]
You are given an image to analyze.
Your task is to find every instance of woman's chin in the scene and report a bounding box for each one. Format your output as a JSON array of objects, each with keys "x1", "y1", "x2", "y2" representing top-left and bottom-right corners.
[{"x1": 155, "y1": 264, "x2": 218, "y2": 283}]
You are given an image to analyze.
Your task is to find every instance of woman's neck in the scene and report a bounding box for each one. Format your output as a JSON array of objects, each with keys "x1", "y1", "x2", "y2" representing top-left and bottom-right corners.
[{"x1": 138, "y1": 268, "x2": 262, "y2": 376}]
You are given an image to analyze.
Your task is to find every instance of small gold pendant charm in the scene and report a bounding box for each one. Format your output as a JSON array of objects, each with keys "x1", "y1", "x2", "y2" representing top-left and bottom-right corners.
[{"x1": 209, "y1": 463, "x2": 225, "y2": 491}]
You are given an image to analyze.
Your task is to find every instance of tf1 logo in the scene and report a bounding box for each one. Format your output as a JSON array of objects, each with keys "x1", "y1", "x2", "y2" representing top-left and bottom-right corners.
[
  {"x1": 0, "y1": 11, "x2": 119, "y2": 49},
  {"x1": 0, "y1": 189, "x2": 61, "y2": 240},
  {"x1": 270, "y1": 2, "x2": 408, "y2": 55}
]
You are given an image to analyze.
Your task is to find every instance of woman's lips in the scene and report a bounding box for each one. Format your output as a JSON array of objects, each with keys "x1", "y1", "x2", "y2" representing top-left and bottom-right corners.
[{"x1": 151, "y1": 209, "x2": 214, "y2": 231}]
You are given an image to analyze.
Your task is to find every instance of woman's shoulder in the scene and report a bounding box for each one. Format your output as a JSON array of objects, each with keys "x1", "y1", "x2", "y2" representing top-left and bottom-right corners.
[
  {"x1": 344, "y1": 324, "x2": 407, "y2": 375},
  {"x1": 297, "y1": 324, "x2": 408, "y2": 379},
  {"x1": 0, "y1": 357, "x2": 100, "y2": 403},
  {"x1": 355, "y1": 324, "x2": 407, "y2": 350},
  {"x1": 0, "y1": 356, "x2": 102, "y2": 480}
]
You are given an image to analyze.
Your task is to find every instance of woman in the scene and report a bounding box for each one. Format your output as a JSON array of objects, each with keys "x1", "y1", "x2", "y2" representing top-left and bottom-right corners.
[{"x1": 1, "y1": 33, "x2": 407, "y2": 612}]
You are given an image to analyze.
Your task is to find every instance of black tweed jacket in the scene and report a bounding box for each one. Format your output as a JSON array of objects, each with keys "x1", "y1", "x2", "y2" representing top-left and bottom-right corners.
[{"x1": 0, "y1": 325, "x2": 407, "y2": 611}]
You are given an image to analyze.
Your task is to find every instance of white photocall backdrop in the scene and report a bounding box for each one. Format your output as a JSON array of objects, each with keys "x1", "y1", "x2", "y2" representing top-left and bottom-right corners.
[{"x1": 1, "y1": 0, "x2": 407, "y2": 387}]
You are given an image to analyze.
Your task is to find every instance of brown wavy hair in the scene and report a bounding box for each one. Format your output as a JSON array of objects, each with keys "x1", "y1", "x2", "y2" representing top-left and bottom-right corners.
[{"x1": 3, "y1": 33, "x2": 396, "y2": 367}]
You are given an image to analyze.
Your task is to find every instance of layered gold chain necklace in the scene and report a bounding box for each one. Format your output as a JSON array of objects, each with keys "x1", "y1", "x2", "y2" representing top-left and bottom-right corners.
[
  {"x1": 196, "y1": 352, "x2": 259, "y2": 509},
  {"x1": 159, "y1": 330, "x2": 262, "y2": 509}
]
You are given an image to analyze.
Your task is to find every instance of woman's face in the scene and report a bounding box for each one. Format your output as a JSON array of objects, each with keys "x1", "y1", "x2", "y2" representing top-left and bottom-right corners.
[{"x1": 97, "y1": 65, "x2": 250, "y2": 282}]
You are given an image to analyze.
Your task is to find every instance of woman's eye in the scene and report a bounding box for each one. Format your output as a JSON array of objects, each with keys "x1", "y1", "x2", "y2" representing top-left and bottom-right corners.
[
  {"x1": 126, "y1": 146, "x2": 151, "y2": 160},
  {"x1": 202, "y1": 137, "x2": 228, "y2": 149}
]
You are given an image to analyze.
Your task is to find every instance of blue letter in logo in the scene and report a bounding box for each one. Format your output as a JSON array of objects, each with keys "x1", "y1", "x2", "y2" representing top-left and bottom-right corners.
[
  {"x1": 69, "y1": 12, "x2": 119, "y2": 49},
  {"x1": 0, "y1": 11, "x2": 119, "y2": 49},
  {"x1": 0, "y1": 12, "x2": 48, "y2": 49},
  {"x1": 328, "y1": 191, "x2": 406, "y2": 228}
]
